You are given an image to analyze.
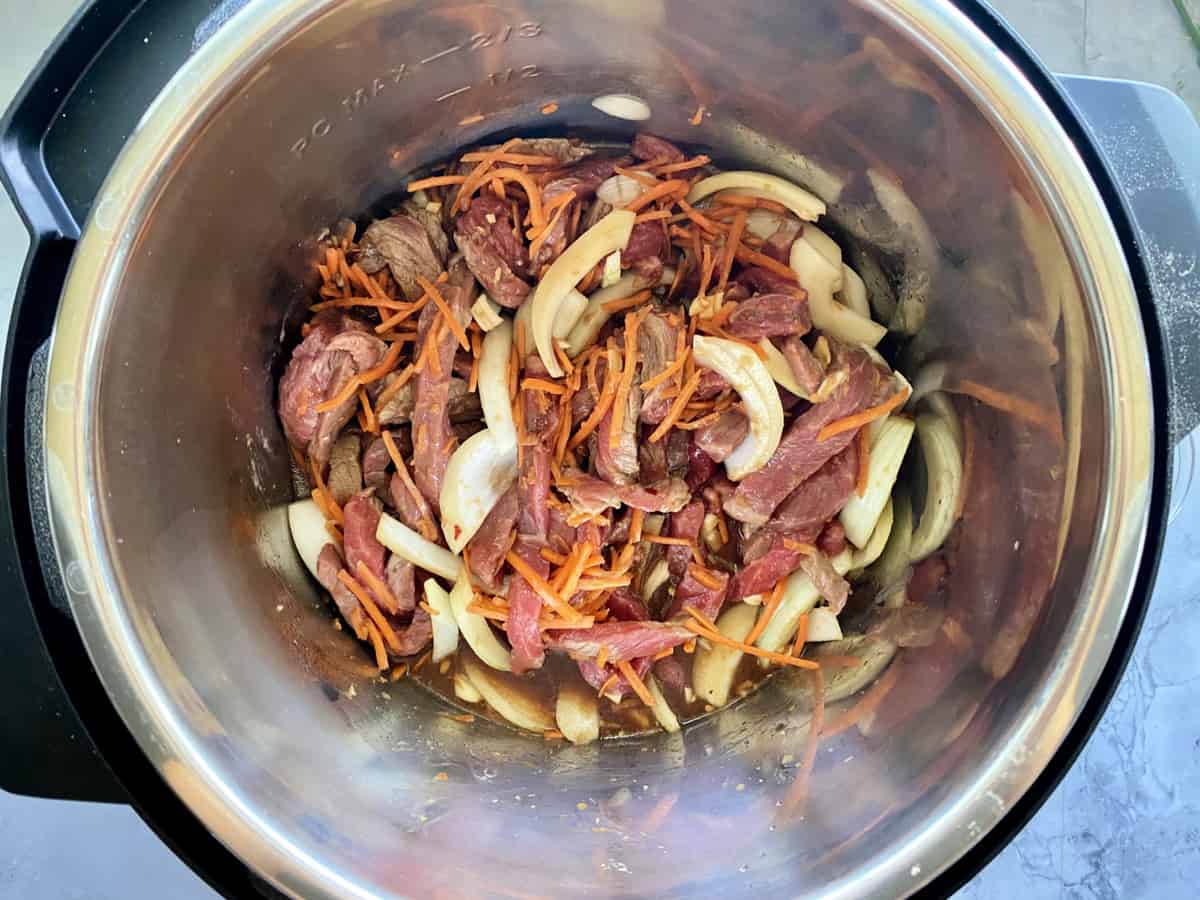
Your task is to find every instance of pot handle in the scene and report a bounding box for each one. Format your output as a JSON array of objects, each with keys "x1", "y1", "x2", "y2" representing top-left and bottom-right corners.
[{"x1": 1057, "y1": 75, "x2": 1200, "y2": 448}]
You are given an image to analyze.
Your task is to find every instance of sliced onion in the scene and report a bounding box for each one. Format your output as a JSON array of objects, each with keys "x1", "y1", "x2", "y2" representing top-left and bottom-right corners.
[
  {"x1": 687, "y1": 170, "x2": 826, "y2": 222},
  {"x1": 471, "y1": 293, "x2": 504, "y2": 331},
  {"x1": 449, "y1": 568, "x2": 511, "y2": 671},
  {"x1": 553, "y1": 289, "x2": 589, "y2": 341},
  {"x1": 646, "y1": 675, "x2": 681, "y2": 733},
  {"x1": 601, "y1": 250, "x2": 622, "y2": 288},
  {"x1": 757, "y1": 337, "x2": 806, "y2": 398},
  {"x1": 870, "y1": 486, "x2": 913, "y2": 594},
  {"x1": 806, "y1": 607, "x2": 844, "y2": 643},
  {"x1": 803, "y1": 224, "x2": 843, "y2": 279},
  {"x1": 555, "y1": 680, "x2": 600, "y2": 744},
  {"x1": 424, "y1": 578, "x2": 460, "y2": 662},
  {"x1": 479, "y1": 320, "x2": 516, "y2": 451},
  {"x1": 531, "y1": 209, "x2": 636, "y2": 377},
  {"x1": 376, "y1": 512, "x2": 462, "y2": 581},
  {"x1": 839, "y1": 264, "x2": 870, "y2": 319},
  {"x1": 693, "y1": 602, "x2": 759, "y2": 706},
  {"x1": 744, "y1": 208, "x2": 788, "y2": 240},
  {"x1": 909, "y1": 411, "x2": 963, "y2": 563},
  {"x1": 287, "y1": 499, "x2": 330, "y2": 581},
  {"x1": 691, "y1": 336, "x2": 783, "y2": 480},
  {"x1": 755, "y1": 548, "x2": 853, "y2": 654},
  {"x1": 850, "y1": 497, "x2": 894, "y2": 573},
  {"x1": 791, "y1": 235, "x2": 885, "y2": 348},
  {"x1": 453, "y1": 669, "x2": 482, "y2": 703},
  {"x1": 563, "y1": 271, "x2": 659, "y2": 358},
  {"x1": 814, "y1": 635, "x2": 896, "y2": 705},
  {"x1": 440, "y1": 429, "x2": 518, "y2": 553},
  {"x1": 460, "y1": 652, "x2": 553, "y2": 731},
  {"x1": 640, "y1": 559, "x2": 671, "y2": 603},
  {"x1": 839, "y1": 415, "x2": 915, "y2": 548},
  {"x1": 920, "y1": 390, "x2": 963, "y2": 457},
  {"x1": 597, "y1": 172, "x2": 650, "y2": 208}
]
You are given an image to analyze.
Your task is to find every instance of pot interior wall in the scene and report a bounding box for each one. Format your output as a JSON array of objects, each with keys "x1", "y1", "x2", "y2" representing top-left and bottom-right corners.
[{"x1": 85, "y1": 0, "x2": 1102, "y2": 895}]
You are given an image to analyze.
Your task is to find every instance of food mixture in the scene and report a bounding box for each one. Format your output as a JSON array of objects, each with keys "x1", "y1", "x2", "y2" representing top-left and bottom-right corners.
[{"x1": 277, "y1": 132, "x2": 964, "y2": 747}]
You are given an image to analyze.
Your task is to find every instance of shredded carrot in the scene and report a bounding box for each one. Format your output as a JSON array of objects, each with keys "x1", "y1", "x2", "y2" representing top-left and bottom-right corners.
[
  {"x1": 419, "y1": 599, "x2": 439, "y2": 617},
  {"x1": 553, "y1": 343, "x2": 575, "y2": 379},
  {"x1": 687, "y1": 563, "x2": 725, "y2": 591},
  {"x1": 309, "y1": 458, "x2": 344, "y2": 524},
  {"x1": 325, "y1": 521, "x2": 343, "y2": 544},
  {"x1": 677, "y1": 198, "x2": 725, "y2": 235},
  {"x1": 406, "y1": 174, "x2": 468, "y2": 191},
  {"x1": 696, "y1": 244, "x2": 715, "y2": 300},
  {"x1": 733, "y1": 244, "x2": 800, "y2": 281},
  {"x1": 459, "y1": 149, "x2": 559, "y2": 166},
  {"x1": 713, "y1": 192, "x2": 790, "y2": 215},
  {"x1": 648, "y1": 369, "x2": 703, "y2": 442},
  {"x1": 627, "y1": 508, "x2": 646, "y2": 545},
  {"x1": 681, "y1": 612, "x2": 820, "y2": 670},
  {"x1": 598, "y1": 674, "x2": 620, "y2": 698},
  {"x1": 821, "y1": 660, "x2": 900, "y2": 737},
  {"x1": 528, "y1": 193, "x2": 572, "y2": 258},
  {"x1": 365, "y1": 620, "x2": 389, "y2": 671},
  {"x1": 955, "y1": 379, "x2": 1061, "y2": 434},
  {"x1": 717, "y1": 210, "x2": 747, "y2": 293},
  {"x1": 643, "y1": 534, "x2": 695, "y2": 548},
  {"x1": 452, "y1": 138, "x2": 522, "y2": 211},
  {"x1": 381, "y1": 431, "x2": 437, "y2": 540},
  {"x1": 791, "y1": 612, "x2": 810, "y2": 657},
  {"x1": 374, "y1": 364, "x2": 416, "y2": 410},
  {"x1": 540, "y1": 547, "x2": 570, "y2": 566},
  {"x1": 856, "y1": 427, "x2": 871, "y2": 497},
  {"x1": 505, "y1": 551, "x2": 584, "y2": 620},
  {"x1": 490, "y1": 168, "x2": 547, "y2": 226},
  {"x1": 568, "y1": 348, "x2": 621, "y2": 450},
  {"x1": 354, "y1": 560, "x2": 404, "y2": 615},
  {"x1": 617, "y1": 660, "x2": 655, "y2": 707},
  {"x1": 781, "y1": 538, "x2": 817, "y2": 555},
  {"x1": 373, "y1": 301, "x2": 424, "y2": 334},
  {"x1": 314, "y1": 376, "x2": 361, "y2": 413},
  {"x1": 625, "y1": 178, "x2": 689, "y2": 213},
  {"x1": 348, "y1": 263, "x2": 387, "y2": 300},
  {"x1": 522, "y1": 377, "x2": 567, "y2": 395},
  {"x1": 655, "y1": 155, "x2": 711, "y2": 175},
  {"x1": 817, "y1": 387, "x2": 911, "y2": 442},
  {"x1": 652, "y1": 647, "x2": 675, "y2": 662},
  {"x1": 413, "y1": 650, "x2": 431, "y2": 672},
  {"x1": 416, "y1": 275, "x2": 469, "y2": 351},
  {"x1": 600, "y1": 289, "x2": 652, "y2": 314},
  {"x1": 640, "y1": 348, "x2": 688, "y2": 391},
  {"x1": 745, "y1": 579, "x2": 786, "y2": 646},
  {"x1": 689, "y1": 104, "x2": 706, "y2": 126},
  {"x1": 633, "y1": 209, "x2": 673, "y2": 224},
  {"x1": 608, "y1": 311, "x2": 643, "y2": 449},
  {"x1": 310, "y1": 296, "x2": 408, "y2": 312},
  {"x1": 596, "y1": 645, "x2": 611, "y2": 670},
  {"x1": 683, "y1": 638, "x2": 696, "y2": 654},
  {"x1": 358, "y1": 388, "x2": 378, "y2": 433},
  {"x1": 557, "y1": 543, "x2": 593, "y2": 606},
  {"x1": 613, "y1": 165, "x2": 661, "y2": 187},
  {"x1": 337, "y1": 570, "x2": 402, "y2": 652},
  {"x1": 674, "y1": 408, "x2": 723, "y2": 431}
]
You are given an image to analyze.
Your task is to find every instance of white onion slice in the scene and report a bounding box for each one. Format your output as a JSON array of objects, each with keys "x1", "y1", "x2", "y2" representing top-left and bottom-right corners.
[
  {"x1": 693, "y1": 602, "x2": 759, "y2": 706},
  {"x1": 562, "y1": 271, "x2": 656, "y2": 358},
  {"x1": 453, "y1": 669, "x2": 482, "y2": 703},
  {"x1": 687, "y1": 170, "x2": 826, "y2": 222},
  {"x1": 287, "y1": 499, "x2": 329, "y2": 581},
  {"x1": 691, "y1": 336, "x2": 784, "y2": 480},
  {"x1": 424, "y1": 578, "x2": 460, "y2": 663},
  {"x1": 803, "y1": 224, "x2": 844, "y2": 280},
  {"x1": 531, "y1": 209, "x2": 636, "y2": 377},
  {"x1": 597, "y1": 172, "x2": 651, "y2": 208},
  {"x1": 755, "y1": 548, "x2": 853, "y2": 654},
  {"x1": 553, "y1": 289, "x2": 589, "y2": 340},
  {"x1": 870, "y1": 486, "x2": 913, "y2": 594},
  {"x1": 555, "y1": 681, "x2": 600, "y2": 744},
  {"x1": 460, "y1": 652, "x2": 553, "y2": 731},
  {"x1": 471, "y1": 293, "x2": 504, "y2": 331},
  {"x1": 850, "y1": 498, "x2": 894, "y2": 573},
  {"x1": 806, "y1": 607, "x2": 844, "y2": 643},
  {"x1": 909, "y1": 411, "x2": 963, "y2": 563},
  {"x1": 744, "y1": 208, "x2": 788, "y2": 240},
  {"x1": 479, "y1": 320, "x2": 516, "y2": 451},
  {"x1": 376, "y1": 512, "x2": 462, "y2": 581},
  {"x1": 449, "y1": 568, "x2": 511, "y2": 671},
  {"x1": 791, "y1": 234, "x2": 885, "y2": 348},
  {"x1": 839, "y1": 415, "x2": 915, "y2": 548},
  {"x1": 839, "y1": 264, "x2": 870, "y2": 319},
  {"x1": 601, "y1": 250, "x2": 622, "y2": 288},
  {"x1": 439, "y1": 429, "x2": 517, "y2": 553},
  {"x1": 646, "y1": 675, "x2": 681, "y2": 733},
  {"x1": 757, "y1": 337, "x2": 806, "y2": 398}
]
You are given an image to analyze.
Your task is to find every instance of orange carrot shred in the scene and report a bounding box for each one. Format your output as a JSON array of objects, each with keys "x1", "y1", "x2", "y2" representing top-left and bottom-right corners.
[
  {"x1": 745, "y1": 578, "x2": 786, "y2": 646},
  {"x1": 354, "y1": 560, "x2": 405, "y2": 618},
  {"x1": 791, "y1": 612, "x2": 810, "y2": 657},
  {"x1": 617, "y1": 660, "x2": 655, "y2": 708},
  {"x1": 781, "y1": 538, "x2": 817, "y2": 555},
  {"x1": 816, "y1": 387, "x2": 910, "y2": 442},
  {"x1": 717, "y1": 210, "x2": 747, "y2": 293},
  {"x1": 468, "y1": 328, "x2": 482, "y2": 392},
  {"x1": 687, "y1": 563, "x2": 724, "y2": 591},
  {"x1": 365, "y1": 620, "x2": 389, "y2": 671},
  {"x1": 598, "y1": 674, "x2": 620, "y2": 698},
  {"x1": 648, "y1": 369, "x2": 703, "y2": 442},
  {"x1": 337, "y1": 570, "x2": 401, "y2": 651},
  {"x1": 406, "y1": 174, "x2": 469, "y2": 192},
  {"x1": 640, "y1": 348, "x2": 688, "y2": 391},
  {"x1": 625, "y1": 178, "x2": 688, "y2": 213},
  {"x1": 681, "y1": 616, "x2": 818, "y2": 670},
  {"x1": 856, "y1": 427, "x2": 871, "y2": 497},
  {"x1": 418, "y1": 275, "x2": 469, "y2": 351},
  {"x1": 314, "y1": 376, "x2": 361, "y2": 414},
  {"x1": 733, "y1": 244, "x2": 799, "y2": 281},
  {"x1": 608, "y1": 311, "x2": 642, "y2": 450},
  {"x1": 600, "y1": 289, "x2": 652, "y2": 314},
  {"x1": 568, "y1": 347, "x2": 621, "y2": 451},
  {"x1": 596, "y1": 645, "x2": 611, "y2": 670},
  {"x1": 358, "y1": 387, "x2": 378, "y2": 433},
  {"x1": 374, "y1": 364, "x2": 416, "y2": 410}
]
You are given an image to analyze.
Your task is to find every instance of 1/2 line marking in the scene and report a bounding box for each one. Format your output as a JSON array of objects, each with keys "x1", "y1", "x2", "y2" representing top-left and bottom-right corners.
[{"x1": 436, "y1": 86, "x2": 472, "y2": 103}]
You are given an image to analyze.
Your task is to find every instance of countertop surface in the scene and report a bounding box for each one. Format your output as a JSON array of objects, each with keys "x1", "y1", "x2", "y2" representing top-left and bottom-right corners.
[{"x1": 1, "y1": 1, "x2": 1198, "y2": 897}]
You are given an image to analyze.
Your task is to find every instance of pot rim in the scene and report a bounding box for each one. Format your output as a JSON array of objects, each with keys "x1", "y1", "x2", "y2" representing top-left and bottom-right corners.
[{"x1": 40, "y1": 0, "x2": 1159, "y2": 897}]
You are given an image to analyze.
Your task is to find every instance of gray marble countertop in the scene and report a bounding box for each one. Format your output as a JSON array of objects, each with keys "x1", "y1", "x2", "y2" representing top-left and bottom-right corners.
[{"x1": 1, "y1": 1, "x2": 1198, "y2": 897}]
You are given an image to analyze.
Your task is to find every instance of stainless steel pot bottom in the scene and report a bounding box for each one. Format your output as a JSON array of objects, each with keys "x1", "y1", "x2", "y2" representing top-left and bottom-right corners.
[{"x1": 43, "y1": 0, "x2": 1154, "y2": 896}]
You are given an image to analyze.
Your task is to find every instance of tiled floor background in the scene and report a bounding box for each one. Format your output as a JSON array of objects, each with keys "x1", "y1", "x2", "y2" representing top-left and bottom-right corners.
[{"x1": 0, "y1": 1, "x2": 1196, "y2": 898}]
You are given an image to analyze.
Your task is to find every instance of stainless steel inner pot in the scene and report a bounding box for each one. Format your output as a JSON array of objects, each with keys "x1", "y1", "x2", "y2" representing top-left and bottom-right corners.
[{"x1": 41, "y1": 0, "x2": 1155, "y2": 896}]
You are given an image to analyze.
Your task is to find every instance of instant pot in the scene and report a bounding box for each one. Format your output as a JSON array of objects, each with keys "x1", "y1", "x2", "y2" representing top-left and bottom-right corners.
[{"x1": 2, "y1": 0, "x2": 1198, "y2": 897}]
